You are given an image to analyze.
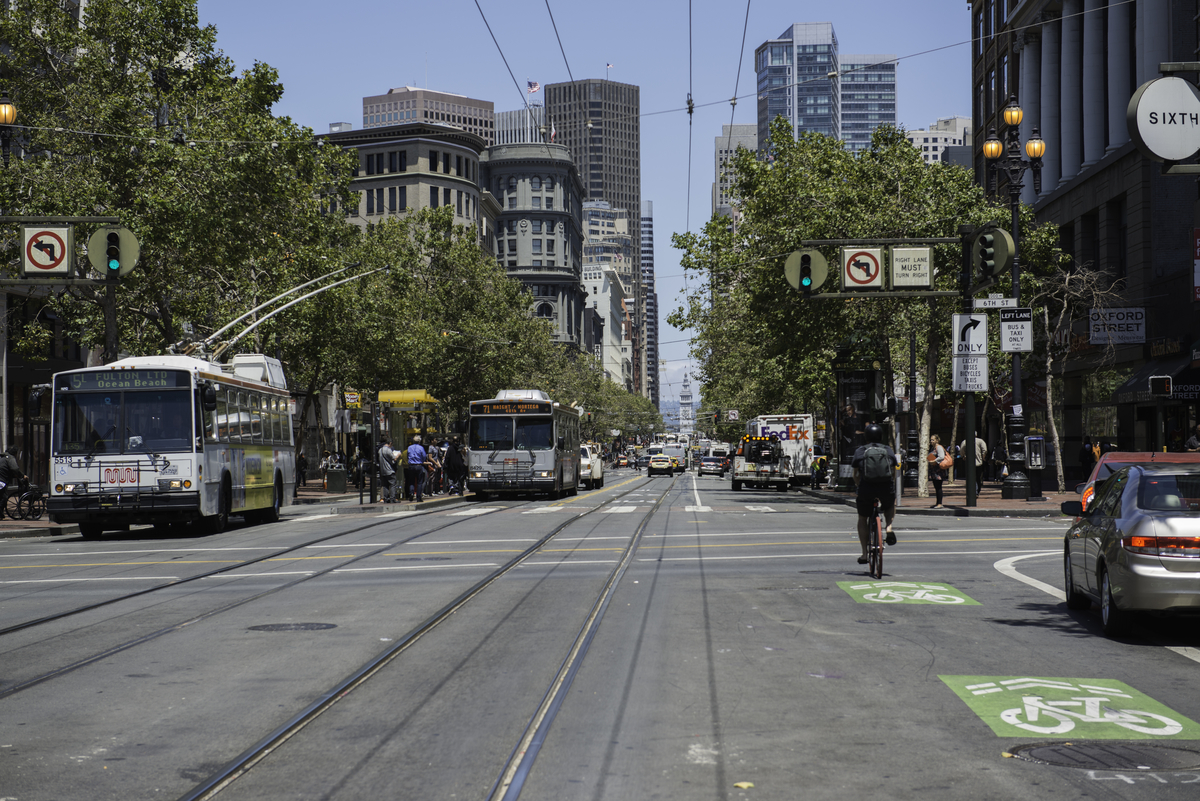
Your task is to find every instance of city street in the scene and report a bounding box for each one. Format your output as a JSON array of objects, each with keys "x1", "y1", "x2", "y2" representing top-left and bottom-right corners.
[{"x1": 1, "y1": 471, "x2": 1198, "y2": 800}]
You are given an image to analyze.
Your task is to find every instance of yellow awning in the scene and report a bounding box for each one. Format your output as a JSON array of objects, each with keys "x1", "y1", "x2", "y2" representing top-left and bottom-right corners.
[{"x1": 379, "y1": 389, "x2": 439, "y2": 406}]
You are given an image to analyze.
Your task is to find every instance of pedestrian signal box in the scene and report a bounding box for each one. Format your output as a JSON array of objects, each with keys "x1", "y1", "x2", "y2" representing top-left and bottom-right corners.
[{"x1": 1149, "y1": 375, "x2": 1173, "y2": 397}]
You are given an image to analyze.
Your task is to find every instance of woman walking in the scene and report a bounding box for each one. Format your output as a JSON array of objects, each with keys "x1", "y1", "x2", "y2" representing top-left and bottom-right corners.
[{"x1": 928, "y1": 434, "x2": 948, "y2": 509}]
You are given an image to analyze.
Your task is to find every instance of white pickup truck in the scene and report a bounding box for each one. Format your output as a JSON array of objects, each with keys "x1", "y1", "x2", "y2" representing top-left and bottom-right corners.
[{"x1": 580, "y1": 444, "x2": 605, "y2": 490}]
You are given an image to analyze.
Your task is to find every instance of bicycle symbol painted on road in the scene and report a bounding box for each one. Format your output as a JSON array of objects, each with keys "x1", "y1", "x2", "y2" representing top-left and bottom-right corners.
[
  {"x1": 941, "y1": 676, "x2": 1200, "y2": 740},
  {"x1": 839, "y1": 581, "x2": 980, "y2": 605}
]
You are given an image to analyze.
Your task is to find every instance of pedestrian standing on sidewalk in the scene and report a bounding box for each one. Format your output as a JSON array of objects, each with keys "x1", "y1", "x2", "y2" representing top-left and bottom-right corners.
[
  {"x1": 378, "y1": 438, "x2": 397, "y2": 503},
  {"x1": 406, "y1": 435, "x2": 428, "y2": 502},
  {"x1": 296, "y1": 452, "x2": 308, "y2": 488},
  {"x1": 444, "y1": 436, "x2": 467, "y2": 495},
  {"x1": 959, "y1": 434, "x2": 987, "y2": 495},
  {"x1": 0, "y1": 446, "x2": 24, "y2": 520},
  {"x1": 927, "y1": 435, "x2": 947, "y2": 509}
]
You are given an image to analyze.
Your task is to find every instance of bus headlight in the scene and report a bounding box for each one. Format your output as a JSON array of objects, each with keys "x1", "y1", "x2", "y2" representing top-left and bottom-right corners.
[
  {"x1": 157, "y1": 479, "x2": 184, "y2": 491},
  {"x1": 536, "y1": 471, "x2": 554, "y2": 478},
  {"x1": 60, "y1": 483, "x2": 87, "y2": 494},
  {"x1": 472, "y1": 471, "x2": 486, "y2": 478}
]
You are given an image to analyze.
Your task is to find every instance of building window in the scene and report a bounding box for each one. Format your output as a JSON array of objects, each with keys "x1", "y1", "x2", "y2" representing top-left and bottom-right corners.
[
  {"x1": 366, "y1": 190, "x2": 375, "y2": 215},
  {"x1": 443, "y1": 153, "x2": 450, "y2": 174},
  {"x1": 508, "y1": 239, "x2": 516, "y2": 254},
  {"x1": 532, "y1": 220, "x2": 542, "y2": 233},
  {"x1": 430, "y1": 186, "x2": 438, "y2": 208},
  {"x1": 429, "y1": 149, "x2": 438, "y2": 171},
  {"x1": 546, "y1": 239, "x2": 555, "y2": 254},
  {"x1": 398, "y1": 186, "x2": 406, "y2": 210},
  {"x1": 456, "y1": 190, "x2": 462, "y2": 215},
  {"x1": 444, "y1": 187, "x2": 451, "y2": 206},
  {"x1": 508, "y1": 197, "x2": 517, "y2": 209},
  {"x1": 532, "y1": 260, "x2": 542, "y2": 267},
  {"x1": 532, "y1": 197, "x2": 541, "y2": 209},
  {"x1": 388, "y1": 187, "x2": 397, "y2": 213},
  {"x1": 532, "y1": 240, "x2": 542, "y2": 254},
  {"x1": 455, "y1": 155, "x2": 462, "y2": 176},
  {"x1": 545, "y1": 197, "x2": 554, "y2": 210},
  {"x1": 531, "y1": 176, "x2": 542, "y2": 190},
  {"x1": 375, "y1": 187, "x2": 384, "y2": 215}
]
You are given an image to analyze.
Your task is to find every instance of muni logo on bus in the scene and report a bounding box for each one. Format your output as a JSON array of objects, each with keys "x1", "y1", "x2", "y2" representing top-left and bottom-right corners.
[{"x1": 104, "y1": 466, "x2": 138, "y2": 485}]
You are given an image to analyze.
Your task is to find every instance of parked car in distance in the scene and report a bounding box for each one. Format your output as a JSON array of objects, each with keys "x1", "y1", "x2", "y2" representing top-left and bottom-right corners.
[
  {"x1": 1061, "y1": 465, "x2": 1200, "y2": 637},
  {"x1": 636, "y1": 455, "x2": 650, "y2": 470},
  {"x1": 698, "y1": 456, "x2": 726, "y2": 477},
  {"x1": 618, "y1": 455, "x2": 629, "y2": 468},
  {"x1": 648, "y1": 455, "x2": 673, "y2": 477},
  {"x1": 1077, "y1": 451, "x2": 1200, "y2": 512}
]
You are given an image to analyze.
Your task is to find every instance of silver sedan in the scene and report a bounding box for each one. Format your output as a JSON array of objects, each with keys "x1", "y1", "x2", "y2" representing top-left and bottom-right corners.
[{"x1": 1061, "y1": 465, "x2": 1200, "y2": 637}]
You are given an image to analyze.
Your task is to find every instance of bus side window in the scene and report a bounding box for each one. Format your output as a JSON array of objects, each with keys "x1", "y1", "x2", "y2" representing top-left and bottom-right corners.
[
  {"x1": 214, "y1": 391, "x2": 228, "y2": 443},
  {"x1": 271, "y1": 398, "x2": 283, "y2": 443},
  {"x1": 249, "y1": 394, "x2": 263, "y2": 443}
]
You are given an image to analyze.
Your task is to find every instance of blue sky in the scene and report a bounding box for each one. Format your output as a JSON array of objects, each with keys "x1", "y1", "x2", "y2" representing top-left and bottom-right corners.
[{"x1": 197, "y1": 1, "x2": 974, "y2": 406}]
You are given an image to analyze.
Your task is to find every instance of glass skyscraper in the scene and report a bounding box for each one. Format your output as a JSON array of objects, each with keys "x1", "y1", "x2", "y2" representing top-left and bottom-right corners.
[
  {"x1": 839, "y1": 54, "x2": 898, "y2": 153},
  {"x1": 755, "y1": 23, "x2": 839, "y2": 153}
]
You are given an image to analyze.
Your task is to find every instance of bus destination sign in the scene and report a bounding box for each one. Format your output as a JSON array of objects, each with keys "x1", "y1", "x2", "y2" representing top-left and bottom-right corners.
[
  {"x1": 64, "y1": 369, "x2": 189, "y2": 391},
  {"x1": 471, "y1": 400, "x2": 553, "y2": 415}
]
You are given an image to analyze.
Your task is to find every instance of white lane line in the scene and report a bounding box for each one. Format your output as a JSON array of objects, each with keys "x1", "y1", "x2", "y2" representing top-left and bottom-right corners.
[
  {"x1": 994, "y1": 552, "x2": 1200, "y2": 666},
  {"x1": 685, "y1": 506, "x2": 713, "y2": 512},
  {"x1": 805, "y1": 505, "x2": 849, "y2": 512},
  {"x1": 691, "y1": 472, "x2": 703, "y2": 508},
  {"x1": 205, "y1": 571, "x2": 316, "y2": 578},
  {"x1": 449, "y1": 507, "x2": 505, "y2": 516},
  {"x1": 410, "y1": 538, "x2": 537, "y2": 545},
  {"x1": 603, "y1": 506, "x2": 637, "y2": 513},
  {"x1": 377, "y1": 511, "x2": 420, "y2": 518},
  {"x1": 652, "y1": 526, "x2": 1064, "y2": 539},
  {"x1": 993, "y1": 552, "x2": 1064, "y2": 600},
  {"x1": 305, "y1": 544, "x2": 391, "y2": 548}
]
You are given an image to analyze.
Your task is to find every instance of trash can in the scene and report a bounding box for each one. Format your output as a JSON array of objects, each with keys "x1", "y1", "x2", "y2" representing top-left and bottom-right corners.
[{"x1": 325, "y1": 467, "x2": 347, "y2": 493}]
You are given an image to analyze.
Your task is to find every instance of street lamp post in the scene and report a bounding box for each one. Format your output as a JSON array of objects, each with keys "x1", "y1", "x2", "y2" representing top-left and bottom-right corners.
[
  {"x1": 983, "y1": 96, "x2": 1045, "y2": 501},
  {"x1": 0, "y1": 92, "x2": 16, "y2": 167}
]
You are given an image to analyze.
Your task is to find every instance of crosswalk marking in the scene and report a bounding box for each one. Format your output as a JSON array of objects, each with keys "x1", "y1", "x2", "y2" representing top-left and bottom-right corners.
[
  {"x1": 449, "y1": 507, "x2": 505, "y2": 516},
  {"x1": 603, "y1": 506, "x2": 637, "y2": 513},
  {"x1": 684, "y1": 505, "x2": 713, "y2": 512},
  {"x1": 744, "y1": 505, "x2": 775, "y2": 512}
]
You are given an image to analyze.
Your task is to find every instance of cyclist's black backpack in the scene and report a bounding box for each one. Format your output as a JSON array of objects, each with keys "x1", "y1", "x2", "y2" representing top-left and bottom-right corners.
[{"x1": 860, "y1": 444, "x2": 892, "y2": 481}]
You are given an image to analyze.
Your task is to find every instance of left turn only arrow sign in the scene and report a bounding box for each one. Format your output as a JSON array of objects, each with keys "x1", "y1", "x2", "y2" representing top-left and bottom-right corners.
[{"x1": 21, "y1": 225, "x2": 73, "y2": 277}]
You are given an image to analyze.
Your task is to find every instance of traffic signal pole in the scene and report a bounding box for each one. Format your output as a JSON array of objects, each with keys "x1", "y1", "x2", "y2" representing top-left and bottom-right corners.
[{"x1": 959, "y1": 225, "x2": 978, "y2": 507}]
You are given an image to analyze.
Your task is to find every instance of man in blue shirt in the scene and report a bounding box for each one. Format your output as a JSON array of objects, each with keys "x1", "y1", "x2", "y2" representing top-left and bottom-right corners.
[{"x1": 405, "y1": 435, "x2": 428, "y2": 502}]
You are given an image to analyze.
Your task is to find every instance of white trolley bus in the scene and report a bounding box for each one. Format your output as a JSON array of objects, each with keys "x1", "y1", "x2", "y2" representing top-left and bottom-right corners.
[
  {"x1": 466, "y1": 389, "x2": 581, "y2": 499},
  {"x1": 49, "y1": 354, "x2": 295, "y2": 539}
]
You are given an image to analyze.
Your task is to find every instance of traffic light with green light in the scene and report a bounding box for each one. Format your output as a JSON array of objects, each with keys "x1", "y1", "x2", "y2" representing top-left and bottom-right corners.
[{"x1": 105, "y1": 232, "x2": 122, "y2": 277}]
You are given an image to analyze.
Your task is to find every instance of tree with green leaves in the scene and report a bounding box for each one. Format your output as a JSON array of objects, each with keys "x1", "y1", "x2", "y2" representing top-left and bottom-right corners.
[{"x1": 670, "y1": 118, "x2": 1067, "y2": 496}]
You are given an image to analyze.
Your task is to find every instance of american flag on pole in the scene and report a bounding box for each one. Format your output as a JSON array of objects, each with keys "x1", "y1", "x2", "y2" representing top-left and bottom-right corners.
[
  {"x1": 527, "y1": 81, "x2": 540, "y2": 94},
  {"x1": 551, "y1": 121, "x2": 556, "y2": 142},
  {"x1": 606, "y1": 63, "x2": 614, "y2": 69}
]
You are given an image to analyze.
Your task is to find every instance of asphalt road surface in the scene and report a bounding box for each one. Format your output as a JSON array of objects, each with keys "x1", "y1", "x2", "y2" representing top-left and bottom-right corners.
[{"x1": 1, "y1": 470, "x2": 1198, "y2": 800}]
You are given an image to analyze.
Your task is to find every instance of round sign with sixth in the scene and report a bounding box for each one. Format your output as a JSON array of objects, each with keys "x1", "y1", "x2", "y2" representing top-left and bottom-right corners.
[{"x1": 842, "y1": 248, "x2": 883, "y2": 289}]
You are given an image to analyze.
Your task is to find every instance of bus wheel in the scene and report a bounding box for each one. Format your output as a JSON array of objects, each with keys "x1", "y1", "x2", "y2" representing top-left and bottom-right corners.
[
  {"x1": 260, "y1": 475, "x2": 282, "y2": 524},
  {"x1": 79, "y1": 523, "x2": 103, "y2": 540},
  {"x1": 206, "y1": 477, "x2": 230, "y2": 534}
]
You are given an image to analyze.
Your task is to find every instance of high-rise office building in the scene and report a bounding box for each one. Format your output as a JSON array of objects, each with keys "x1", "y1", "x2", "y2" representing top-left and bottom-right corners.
[
  {"x1": 838, "y1": 54, "x2": 897, "y2": 153},
  {"x1": 905, "y1": 117, "x2": 971, "y2": 165},
  {"x1": 546, "y1": 79, "x2": 645, "y2": 397},
  {"x1": 713, "y1": 125, "x2": 757, "y2": 218},
  {"x1": 361, "y1": 87, "x2": 495, "y2": 146},
  {"x1": 641, "y1": 201, "x2": 660, "y2": 410},
  {"x1": 755, "y1": 23, "x2": 839, "y2": 152}
]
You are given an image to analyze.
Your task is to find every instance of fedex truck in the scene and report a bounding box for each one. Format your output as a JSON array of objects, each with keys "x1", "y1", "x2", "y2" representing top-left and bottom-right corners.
[{"x1": 747, "y1": 414, "x2": 815, "y2": 487}]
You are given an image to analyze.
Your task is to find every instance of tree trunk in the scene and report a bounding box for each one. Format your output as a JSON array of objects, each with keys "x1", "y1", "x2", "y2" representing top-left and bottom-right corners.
[
  {"x1": 917, "y1": 330, "x2": 939, "y2": 499},
  {"x1": 1043, "y1": 306, "x2": 1066, "y2": 492}
]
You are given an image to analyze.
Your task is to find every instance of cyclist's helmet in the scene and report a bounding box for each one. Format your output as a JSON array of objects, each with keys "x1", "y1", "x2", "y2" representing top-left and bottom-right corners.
[{"x1": 865, "y1": 423, "x2": 884, "y2": 443}]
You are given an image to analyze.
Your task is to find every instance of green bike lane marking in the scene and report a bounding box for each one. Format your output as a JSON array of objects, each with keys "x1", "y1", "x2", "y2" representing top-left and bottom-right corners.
[
  {"x1": 838, "y1": 580, "x2": 980, "y2": 605},
  {"x1": 940, "y1": 676, "x2": 1200, "y2": 739}
]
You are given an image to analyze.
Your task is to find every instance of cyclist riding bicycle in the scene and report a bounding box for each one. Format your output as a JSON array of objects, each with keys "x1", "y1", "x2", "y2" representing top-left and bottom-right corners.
[{"x1": 851, "y1": 423, "x2": 899, "y2": 564}]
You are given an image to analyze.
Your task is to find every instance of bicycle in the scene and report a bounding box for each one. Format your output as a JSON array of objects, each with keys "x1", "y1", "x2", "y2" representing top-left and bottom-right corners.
[
  {"x1": 4, "y1": 478, "x2": 45, "y2": 521},
  {"x1": 866, "y1": 495, "x2": 885, "y2": 579}
]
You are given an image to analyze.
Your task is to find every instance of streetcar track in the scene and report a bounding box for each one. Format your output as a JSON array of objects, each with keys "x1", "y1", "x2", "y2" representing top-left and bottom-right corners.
[
  {"x1": 0, "y1": 500, "x2": 531, "y2": 700},
  {"x1": 175, "y1": 473, "x2": 671, "y2": 801}
]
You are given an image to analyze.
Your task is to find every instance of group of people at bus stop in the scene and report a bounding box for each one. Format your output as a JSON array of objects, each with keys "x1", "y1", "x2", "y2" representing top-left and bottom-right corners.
[{"x1": 376, "y1": 435, "x2": 468, "y2": 503}]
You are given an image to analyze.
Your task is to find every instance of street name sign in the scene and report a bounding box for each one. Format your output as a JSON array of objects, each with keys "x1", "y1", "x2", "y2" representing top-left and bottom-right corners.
[
  {"x1": 973, "y1": 296, "x2": 1017, "y2": 309},
  {"x1": 889, "y1": 247, "x2": 932, "y2": 288},
  {"x1": 1127, "y1": 76, "x2": 1200, "y2": 163},
  {"x1": 999, "y1": 307, "x2": 1033, "y2": 352},
  {"x1": 21, "y1": 225, "x2": 73, "y2": 277},
  {"x1": 841, "y1": 247, "x2": 883, "y2": 290}
]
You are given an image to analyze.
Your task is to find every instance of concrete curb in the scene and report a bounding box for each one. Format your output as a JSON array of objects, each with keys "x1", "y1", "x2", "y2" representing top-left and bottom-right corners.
[
  {"x1": 0, "y1": 523, "x2": 81, "y2": 539},
  {"x1": 798, "y1": 488, "x2": 1069, "y2": 519}
]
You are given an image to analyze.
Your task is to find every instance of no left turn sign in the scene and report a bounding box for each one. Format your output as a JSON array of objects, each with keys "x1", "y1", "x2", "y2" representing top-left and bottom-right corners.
[
  {"x1": 841, "y1": 247, "x2": 883, "y2": 289},
  {"x1": 21, "y1": 225, "x2": 73, "y2": 276}
]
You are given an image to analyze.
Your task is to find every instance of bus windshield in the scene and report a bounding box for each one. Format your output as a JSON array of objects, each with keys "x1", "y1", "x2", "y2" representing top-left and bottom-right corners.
[
  {"x1": 54, "y1": 390, "x2": 194, "y2": 455},
  {"x1": 469, "y1": 416, "x2": 555, "y2": 452}
]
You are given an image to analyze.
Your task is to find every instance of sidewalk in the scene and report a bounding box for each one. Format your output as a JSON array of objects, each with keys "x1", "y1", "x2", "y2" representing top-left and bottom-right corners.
[{"x1": 803, "y1": 476, "x2": 1075, "y2": 518}]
